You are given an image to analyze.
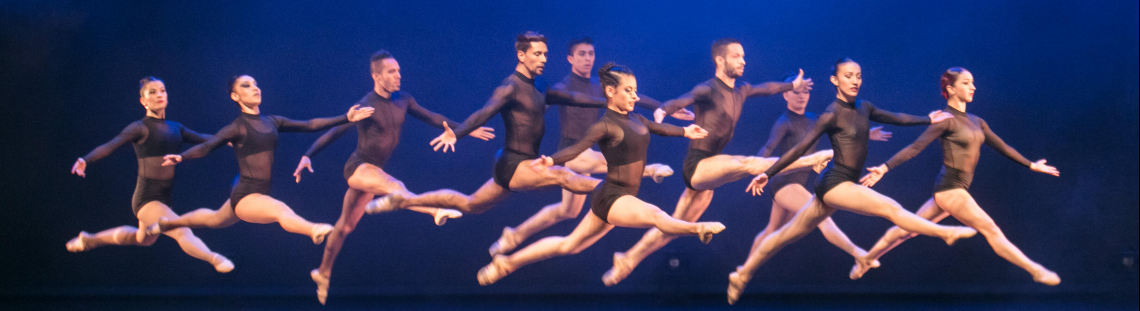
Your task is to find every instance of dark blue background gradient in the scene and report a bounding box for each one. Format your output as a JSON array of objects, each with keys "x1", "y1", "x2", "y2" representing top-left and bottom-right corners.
[{"x1": 1, "y1": 0, "x2": 1136, "y2": 298}]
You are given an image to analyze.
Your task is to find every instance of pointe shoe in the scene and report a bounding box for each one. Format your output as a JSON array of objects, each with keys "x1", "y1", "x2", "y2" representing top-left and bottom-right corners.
[
  {"x1": 849, "y1": 257, "x2": 881, "y2": 280},
  {"x1": 66, "y1": 232, "x2": 91, "y2": 252},
  {"x1": 698, "y1": 222, "x2": 726, "y2": 244},
  {"x1": 311, "y1": 269, "x2": 330, "y2": 305},
  {"x1": 644, "y1": 164, "x2": 674, "y2": 184},
  {"x1": 727, "y1": 271, "x2": 748, "y2": 305},
  {"x1": 944, "y1": 227, "x2": 978, "y2": 246},
  {"x1": 212, "y1": 254, "x2": 234, "y2": 273},
  {"x1": 488, "y1": 227, "x2": 519, "y2": 257},
  {"x1": 1033, "y1": 269, "x2": 1061, "y2": 286},
  {"x1": 434, "y1": 209, "x2": 462, "y2": 226},
  {"x1": 311, "y1": 224, "x2": 333, "y2": 245},
  {"x1": 365, "y1": 192, "x2": 405, "y2": 215},
  {"x1": 602, "y1": 252, "x2": 633, "y2": 287},
  {"x1": 477, "y1": 255, "x2": 511, "y2": 286}
]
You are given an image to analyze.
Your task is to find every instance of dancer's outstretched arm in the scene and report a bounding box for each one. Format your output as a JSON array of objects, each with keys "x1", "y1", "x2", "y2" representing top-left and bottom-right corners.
[
  {"x1": 868, "y1": 102, "x2": 951, "y2": 126},
  {"x1": 293, "y1": 123, "x2": 354, "y2": 183},
  {"x1": 746, "y1": 112, "x2": 834, "y2": 195},
  {"x1": 743, "y1": 69, "x2": 811, "y2": 98},
  {"x1": 162, "y1": 124, "x2": 240, "y2": 165},
  {"x1": 275, "y1": 104, "x2": 373, "y2": 133},
  {"x1": 653, "y1": 84, "x2": 713, "y2": 123},
  {"x1": 861, "y1": 121, "x2": 951, "y2": 187},
  {"x1": 978, "y1": 118, "x2": 1058, "y2": 175},
  {"x1": 72, "y1": 122, "x2": 145, "y2": 177}
]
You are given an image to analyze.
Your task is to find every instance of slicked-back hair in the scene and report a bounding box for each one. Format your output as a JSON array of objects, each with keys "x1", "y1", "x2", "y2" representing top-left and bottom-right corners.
[
  {"x1": 568, "y1": 36, "x2": 593, "y2": 54},
  {"x1": 831, "y1": 57, "x2": 857, "y2": 76},
  {"x1": 370, "y1": 50, "x2": 394, "y2": 74},
  {"x1": 940, "y1": 67, "x2": 968, "y2": 99},
  {"x1": 139, "y1": 76, "x2": 163, "y2": 97},
  {"x1": 598, "y1": 62, "x2": 634, "y2": 89},
  {"x1": 711, "y1": 37, "x2": 741, "y2": 61},
  {"x1": 516, "y1": 31, "x2": 547, "y2": 52}
]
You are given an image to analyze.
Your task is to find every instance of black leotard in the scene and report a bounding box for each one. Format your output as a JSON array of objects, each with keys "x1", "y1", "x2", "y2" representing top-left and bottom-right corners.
[
  {"x1": 658, "y1": 78, "x2": 793, "y2": 189},
  {"x1": 764, "y1": 99, "x2": 930, "y2": 198},
  {"x1": 81, "y1": 117, "x2": 211, "y2": 214},
  {"x1": 553, "y1": 73, "x2": 662, "y2": 149},
  {"x1": 883, "y1": 105, "x2": 1032, "y2": 192},
  {"x1": 550, "y1": 109, "x2": 685, "y2": 223},
  {"x1": 450, "y1": 71, "x2": 605, "y2": 190},
  {"x1": 758, "y1": 109, "x2": 821, "y2": 194},
  {"x1": 180, "y1": 112, "x2": 349, "y2": 206},
  {"x1": 301, "y1": 91, "x2": 459, "y2": 179}
]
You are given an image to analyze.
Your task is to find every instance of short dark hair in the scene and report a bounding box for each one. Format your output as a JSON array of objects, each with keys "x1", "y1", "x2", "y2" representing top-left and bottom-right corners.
[
  {"x1": 940, "y1": 67, "x2": 968, "y2": 99},
  {"x1": 598, "y1": 62, "x2": 634, "y2": 89},
  {"x1": 138, "y1": 76, "x2": 163, "y2": 97},
  {"x1": 515, "y1": 31, "x2": 547, "y2": 52},
  {"x1": 568, "y1": 37, "x2": 593, "y2": 54},
  {"x1": 711, "y1": 37, "x2": 741, "y2": 60},
  {"x1": 831, "y1": 57, "x2": 857, "y2": 76},
  {"x1": 229, "y1": 75, "x2": 249, "y2": 93},
  {"x1": 370, "y1": 50, "x2": 394, "y2": 74}
]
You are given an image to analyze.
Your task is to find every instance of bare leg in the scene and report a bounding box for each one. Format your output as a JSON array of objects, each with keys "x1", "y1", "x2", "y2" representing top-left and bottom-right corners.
[
  {"x1": 377, "y1": 162, "x2": 600, "y2": 215},
  {"x1": 490, "y1": 189, "x2": 586, "y2": 256},
  {"x1": 748, "y1": 196, "x2": 789, "y2": 254},
  {"x1": 730, "y1": 196, "x2": 836, "y2": 305},
  {"x1": 478, "y1": 211, "x2": 614, "y2": 285},
  {"x1": 605, "y1": 196, "x2": 724, "y2": 240},
  {"x1": 233, "y1": 194, "x2": 333, "y2": 244},
  {"x1": 934, "y1": 190, "x2": 1060, "y2": 285},
  {"x1": 310, "y1": 188, "x2": 371, "y2": 305},
  {"x1": 158, "y1": 199, "x2": 238, "y2": 230},
  {"x1": 348, "y1": 164, "x2": 461, "y2": 225},
  {"x1": 851, "y1": 197, "x2": 948, "y2": 279},
  {"x1": 68, "y1": 201, "x2": 231, "y2": 272},
  {"x1": 603, "y1": 187, "x2": 714, "y2": 286},
  {"x1": 822, "y1": 182, "x2": 976, "y2": 244}
]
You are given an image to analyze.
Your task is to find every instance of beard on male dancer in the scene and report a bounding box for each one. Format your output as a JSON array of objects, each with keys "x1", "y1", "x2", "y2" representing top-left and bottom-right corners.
[
  {"x1": 291, "y1": 50, "x2": 494, "y2": 304},
  {"x1": 602, "y1": 38, "x2": 830, "y2": 286}
]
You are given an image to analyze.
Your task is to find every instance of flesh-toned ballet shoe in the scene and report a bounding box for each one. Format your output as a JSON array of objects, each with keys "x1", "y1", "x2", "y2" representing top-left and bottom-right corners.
[
  {"x1": 488, "y1": 227, "x2": 519, "y2": 257},
  {"x1": 477, "y1": 255, "x2": 511, "y2": 286},
  {"x1": 434, "y1": 209, "x2": 462, "y2": 226},
  {"x1": 698, "y1": 222, "x2": 726, "y2": 244},
  {"x1": 311, "y1": 224, "x2": 333, "y2": 245},
  {"x1": 212, "y1": 254, "x2": 234, "y2": 273},
  {"x1": 812, "y1": 150, "x2": 834, "y2": 173},
  {"x1": 1032, "y1": 269, "x2": 1061, "y2": 286},
  {"x1": 602, "y1": 252, "x2": 633, "y2": 287},
  {"x1": 311, "y1": 269, "x2": 330, "y2": 305},
  {"x1": 66, "y1": 232, "x2": 91, "y2": 252},
  {"x1": 727, "y1": 271, "x2": 748, "y2": 305},
  {"x1": 849, "y1": 257, "x2": 881, "y2": 280},
  {"x1": 143, "y1": 217, "x2": 169, "y2": 236},
  {"x1": 944, "y1": 227, "x2": 978, "y2": 246},
  {"x1": 365, "y1": 192, "x2": 405, "y2": 215},
  {"x1": 644, "y1": 164, "x2": 674, "y2": 184}
]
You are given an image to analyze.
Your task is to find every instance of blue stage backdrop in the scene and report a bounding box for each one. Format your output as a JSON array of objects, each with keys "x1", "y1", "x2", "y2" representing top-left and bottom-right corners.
[{"x1": 1, "y1": 0, "x2": 1136, "y2": 296}]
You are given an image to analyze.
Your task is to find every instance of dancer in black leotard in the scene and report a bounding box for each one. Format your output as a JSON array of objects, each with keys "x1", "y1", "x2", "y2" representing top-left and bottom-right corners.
[
  {"x1": 602, "y1": 38, "x2": 830, "y2": 286},
  {"x1": 745, "y1": 74, "x2": 893, "y2": 270},
  {"x1": 290, "y1": 50, "x2": 493, "y2": 304},
  {"x1": 475, "y1": 63, "x2": 724, "y2": 285},
  {"x1": 488, "y1": 37, "x2": 693, "y2": 257},
  {"x1": 850, "y1": 67, "x2": 1061, "y2": 285},
  {"x1": 156, "y1": 75, "x2": 374, "y2": 247},
  {"x1": 66, "y1": 77, "x2": 234, "y2": 273},
  {"x1": 727, "y1": 59, "x2": 978, "y2": 304},
  {"x1": 364, "y1": 32, "x2": 605, "y2": 215}
]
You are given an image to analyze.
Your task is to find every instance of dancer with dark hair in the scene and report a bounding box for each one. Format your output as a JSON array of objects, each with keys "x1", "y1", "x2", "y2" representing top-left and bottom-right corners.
[
  {"x1": 602, "y1": 38, "x2": 829, "y2": 286},
  {"x1": 487, "y1": 37, "x2": 694, "y2": 257},
  {"x1": 476, "y1": 63, "x2": 723, "y2": 285},
  {"x1": 67, "y1": 77, "x2": 234, "y2": 273},
  {"x1": 154, "y1": 75, "x2": 373, "y2": 250},
  {"x1": 364, "y1": 31, "x2": 610, "y2": 216},
  {"x1": 850, "y1": 67, "x2": 1061, "y2": 285},
  {"x1": 291, "y1": 50, "x2": 495, "y2": 304},
  {"x1": 727, "y1": 59, "x2": 978, "y2": 304}
]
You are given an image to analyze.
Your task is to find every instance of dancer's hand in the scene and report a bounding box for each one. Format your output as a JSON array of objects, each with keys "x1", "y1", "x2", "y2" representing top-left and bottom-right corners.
[
  {"x1": 928, "y1": 110, "x2": 954, "y2": 123},
  {"x1": 684, "y1": 124, "x2": 708, "y2": 139},
  {"x1": 530, "y1": 156, "x2": 553, "y2": 175},
  {"x1": 746, "y1": 173, "x2": 769, "y2": 196},
  {"x1": 470, "y1": 126, "x2": 496, "y2": 141},
  {"x1": 429, "y1": 122, "x2": 457, "y2": 153},
  {"x1": 869, "y1": 126, "x2": 892, "y2": 141},
  {"x1": 346, "y1": 104, "x2": 375, "y2": 122},
  {"x1": 653, "y1": 108, "x2": 667, "y2": 123},
  {"x1": 162, "y1": 154, "x2": 182, "y2": 166},
  {"x1": 71, "y1": 158, "x2": 87, "y2": 178},
  {"x1": 860, "y1": 164, "x2": 889, "y2": 187},
  {"x1": 671, "y1": 108, "x2": 695, "y2": 121},
  {"x1": 1030, "y1": 159, "x2": 1059, "y2": 177},
  {"x1": 294, "y1": 156, "x2": 313, "y2": 183},
  {"x1": 791, "y1": 69, "x2": 814, "y2": 92}
]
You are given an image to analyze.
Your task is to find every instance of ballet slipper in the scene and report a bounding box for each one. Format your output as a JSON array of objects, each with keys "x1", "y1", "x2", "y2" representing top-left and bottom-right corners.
[
  {"x1": 944, "y1": 227, "x2": 978, "y2": 246},
  {"x1": 644, "y1": 164, "x2": 674, "y2": 184},
  {"x1": 311, "y1": 224, "x2": 333, "y2": 245},
  {"x1": 434, "y1": 209, "x2": 462, "y2": 226},
  {"x1": 365, "y1": 192, "x2": 405, "y2": 215},
  {"x1": 212, "y1": 254, "x2": 234, "y2": 273},
  {"x1": 1032, "y1": 268, "x2": 1061, "y2": 286},
  {"x1": 476, "y1": 255, "x2": 511, "y2": 286},
  {"x1": 66, "y1": 232, "x2": 91, "y2": 252},
  {"x1": 812, "y1": 150, "x2": 834, "y2": 173},
  {"x1": 488, "y1": 227, "x2": 519, "y2": 257},
  {"x1": 849, "y1": 256, "x2": 880, "y2": 280},
  {"x1": 698, "y1": 222, "x2": 726, "y2": 244},
  {"x1": 602, "y1": 252, "x2": 633, "y2": 287},
  {"x1": 311, "y1": 269, "x2": 330, "y2": 305},
  {"x1": 727, "y1": 270, "x2": 749, "y2": 305}
]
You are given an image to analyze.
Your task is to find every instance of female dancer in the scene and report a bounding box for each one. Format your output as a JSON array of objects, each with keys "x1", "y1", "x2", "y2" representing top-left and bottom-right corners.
[
  {"x1": 67, "y1": 77, "x2": 234, "y2": 273},
  {"x1": 729, "y1": 59, "x2": 978, "y2": 304},
  {"x1": 476, "y1": 63, "x2": 724, "y2": 285},
  {"x1": 850, "y1": 67, "x2": 1060, "y2": 285},
  {"x1": 156, "y1": 75, "x2": 373, "y2": 245}
]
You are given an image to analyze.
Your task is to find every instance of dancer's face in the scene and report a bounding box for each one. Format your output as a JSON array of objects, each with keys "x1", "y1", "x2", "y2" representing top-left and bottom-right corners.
[
  {"x1": 517, "y1": 42, "x2": 548, "y2": 76},
  {"x1": 230, "y1": 75, "x2": 262, "y2": 106},
  {"x1": 373, "y1": 58, "x2": 402, "y2": 94},
  {"x1": 830, "y1": 62, "x2": 861, "y2": 99},
  {"x1": 716, "y1": 43, "x2": 746, "y2": 78},
  {"x1": 783, "y1": 85, "x2": 810, "y2": 113},
  {"x1": 605, "y1": 74, "x2": 639, "y2": 113},
  {"x1": 567, "y1": 43, "x2": 595, "y2": 77},
  {"x1": 946, "y1": 70, "x2": 975, "y2": 103},
  {"x1": 139, "y1": 81, "x2": 168, "y2": 112}
]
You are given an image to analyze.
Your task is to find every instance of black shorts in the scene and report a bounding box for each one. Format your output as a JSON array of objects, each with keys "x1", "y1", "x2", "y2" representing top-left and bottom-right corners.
[
  {"x1": 131, "y1": 176, "x2": 173, "y2": 215},
  {"x1": 230, "y1": 176, "x2": 272, "y2": 208},
  {"x1": 933, "y1": 166, "x2": 971, "y2": 193},
  {"x1": 492, "y1": 149, "x2": 537, "y2": 192},
  {"x1": 769, "y1": 171, "x2": 816, "y2": 196},
  {"x1": 682, "y1": 149, "x2": 717, "y2": 190},
  {"x1": 343, "y1": 152, "x2": 383, "y2": 180},
  {"x1": 814, "y1": 163, "x2": 858, "y2": 199},
  {"x1": 588, "y1": 182, "x2": 636, "y2": 224}
]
